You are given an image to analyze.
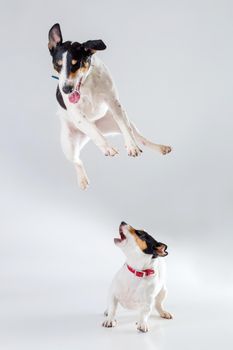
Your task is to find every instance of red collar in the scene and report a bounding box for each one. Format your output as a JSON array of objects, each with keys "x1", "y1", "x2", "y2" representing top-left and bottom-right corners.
[{"x1": 127, "y1": 264, "x2": 155, "y2": 278}]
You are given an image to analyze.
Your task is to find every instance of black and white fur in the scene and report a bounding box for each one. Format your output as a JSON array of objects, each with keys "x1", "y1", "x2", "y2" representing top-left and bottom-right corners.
[
  {"x1": 103, "y1": 222, "x2": 173, "y2": 333},
  {"x1": 48, "y1": 24, "x2": 172, "y2": 190}
]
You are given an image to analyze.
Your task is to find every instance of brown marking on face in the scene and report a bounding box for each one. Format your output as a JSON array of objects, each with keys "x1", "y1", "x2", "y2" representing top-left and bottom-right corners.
[
  {"x1": 81, "y1": 61, "x2": 90, "y2": 71},
  {"x1": 68, "y1": 62, "x2": 90, "y2": 79},
  {"x1": 72, "y1": 59, "x2": 77, "y2": 65},
  {"x1": 53, "y1": 59, "x2": 63, "y2": 73},
  {"x1": 68, "y1": 70, "x2": 78, "y2": 79},
  {"x1": 128, "y1": 226, "x2": 147, "y2": 251}
]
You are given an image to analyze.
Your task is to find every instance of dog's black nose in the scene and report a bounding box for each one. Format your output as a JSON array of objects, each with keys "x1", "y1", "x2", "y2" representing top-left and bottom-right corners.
[
  {"x1": 121, "y1": 221, "x2": 127, "y2": 226},
  {"x1": 62, "y1": 85, "x2": 74, "y2": 94}
]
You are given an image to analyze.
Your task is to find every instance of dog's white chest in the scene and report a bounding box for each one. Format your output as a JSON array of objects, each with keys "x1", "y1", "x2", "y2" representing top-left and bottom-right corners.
[
  {"x1": 79, "y1": 96, "x2": 108, "y2": 121},
  {"x1": 116, "y1": 281, "x2": 153, "y2": 309},
  {"x1": 63, "y1": 92, "x2": 108, "y2": 122},
  {"x1": 112, "y1": 263, "x2": 165, "y2": 310}
]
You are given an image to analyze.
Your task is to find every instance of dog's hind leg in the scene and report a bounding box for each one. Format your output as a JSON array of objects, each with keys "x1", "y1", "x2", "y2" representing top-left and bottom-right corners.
[
  {"x1": 131, "y1": 123, "x2": 172, "y2": 155},
  {"x1": 60, "y1": 118, "x2": 90, "y2": 190},
  {"x1": 155, "y1": 287, "x2": 173, "y2": 319},
  {"x1": 74, "y1": 148, "x2": 90, "y2": 191}
]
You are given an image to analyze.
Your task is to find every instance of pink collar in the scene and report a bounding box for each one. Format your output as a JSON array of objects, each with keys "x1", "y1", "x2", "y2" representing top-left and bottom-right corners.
[{"x1": 126, "y1": 264, "x2": 155, "y2": 278}]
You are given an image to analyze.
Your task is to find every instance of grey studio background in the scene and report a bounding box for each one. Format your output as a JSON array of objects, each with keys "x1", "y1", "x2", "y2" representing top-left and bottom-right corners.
[{"x1": 0, "y1": 0, "x2": 232, "y2": 349}]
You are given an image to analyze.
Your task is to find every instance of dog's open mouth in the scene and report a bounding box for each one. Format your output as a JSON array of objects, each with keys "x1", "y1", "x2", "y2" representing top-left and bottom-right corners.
[
  {"x1": 114, "y1": 227, "x2": 126, "y2": 244},
  {"x1": 68, "y1": 90, "x2": 80, "y2": 104}
]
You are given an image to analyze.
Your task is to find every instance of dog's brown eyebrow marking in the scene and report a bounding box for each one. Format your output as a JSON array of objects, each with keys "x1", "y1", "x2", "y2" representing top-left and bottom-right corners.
[
  {"x1": 128, "y1": 226, "x2": 147, "y2": 251},
  {"x1": 72, "y1": 59, "x2": 77, "y2": 65},
  {"x1": 68, "y1": 71, "x2": 78, "y2": 79},
  {"x1": 68, "y1": 63, "x2": 90, "y2": 79}
]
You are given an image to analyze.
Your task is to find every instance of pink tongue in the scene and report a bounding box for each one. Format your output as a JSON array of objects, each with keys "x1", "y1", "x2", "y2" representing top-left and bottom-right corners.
[{"x1": 68, "y1": 91, "x2": 80, "y2": 104}]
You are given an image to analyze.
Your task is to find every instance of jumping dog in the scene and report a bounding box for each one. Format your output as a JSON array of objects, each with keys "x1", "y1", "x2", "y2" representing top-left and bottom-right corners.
[{"x1": 48, "y1": 24, "x2": 172, "y2": 189}]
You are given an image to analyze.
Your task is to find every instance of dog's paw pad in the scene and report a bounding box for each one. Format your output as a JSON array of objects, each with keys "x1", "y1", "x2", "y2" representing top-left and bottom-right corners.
[
  {"x1": 160, "y1": 145, "x2": 172, "y2": 155},
  {"x1": 160, "y1": 311, "x2": 173, "y2": 319},
  {"x1": 137, "y1": 323, "x2": 149, "y2": 333},
  {"x1": 102, "y1": 320, "x2": 117, "y2": 328}
]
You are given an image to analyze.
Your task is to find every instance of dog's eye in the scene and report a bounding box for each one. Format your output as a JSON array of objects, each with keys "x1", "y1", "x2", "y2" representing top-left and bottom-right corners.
[{"x1": 72, "y1": 59, "x2": 78, "y2": 65}]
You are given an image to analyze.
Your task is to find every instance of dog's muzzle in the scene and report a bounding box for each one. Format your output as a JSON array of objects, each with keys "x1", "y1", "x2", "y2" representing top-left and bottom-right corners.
[
  {"x1": 63, "y1": 78, "x2": 83, "y2": 104},
  {"x1": 62, "y1": 84, "x2": 74, "y2": 94}
]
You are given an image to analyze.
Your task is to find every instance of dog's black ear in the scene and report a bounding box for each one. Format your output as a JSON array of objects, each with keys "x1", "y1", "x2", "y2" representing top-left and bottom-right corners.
[
  {"x1": 82, "y1": 40, "x2": 106, "y2": 54},
  {"x1": 48, "y1": 23, "x2": 63, "y2": 52},
  {"x1": 155, "y1": 242, "x2": 168, "y2": 257}
]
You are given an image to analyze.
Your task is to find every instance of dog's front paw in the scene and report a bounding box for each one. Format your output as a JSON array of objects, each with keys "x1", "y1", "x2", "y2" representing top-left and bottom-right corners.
[
  {"x1": 126, "y1": 143, "x2": 142, "y2": 157},
  {"x1": 160, "y1": 311, "x2": 173, "y2": 319},
  {"x1": 102, "y1": 319, "x2": 117, "y2": 328},
  {"x1": 78, "y1": 175, "x2": 90, "y2": 190},
  {"x1": 101, "y1": 145, "x2": 119, "y2": 157},
  {"x1": 137, "y1": 322, "x2": 149, "y2": 333},
  {"x1": 159, "y1": 145, "x2": 172, "y2": 155}
]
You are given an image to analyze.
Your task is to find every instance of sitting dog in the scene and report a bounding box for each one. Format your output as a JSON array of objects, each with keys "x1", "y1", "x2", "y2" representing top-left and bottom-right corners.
[
  {"x1": 103, "y1": 222, "x2": 173, "y2": 332},
  {"x1": 48, "y1": 24, "x2": 172, "y2": 190}
]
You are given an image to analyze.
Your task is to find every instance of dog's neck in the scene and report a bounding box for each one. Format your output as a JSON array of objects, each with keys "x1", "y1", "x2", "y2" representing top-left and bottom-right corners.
[{"x1": 125, "y1": 254, "x2": 158, "y2": 271}]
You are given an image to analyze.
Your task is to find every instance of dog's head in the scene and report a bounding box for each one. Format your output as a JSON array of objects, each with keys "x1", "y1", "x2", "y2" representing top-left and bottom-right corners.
[
  {"x1": 114, "y1": 222, "x2": 168, "y2": 259},
  {"x1": 48, "y1": 23, "x2": 106, "y2": 95}
]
